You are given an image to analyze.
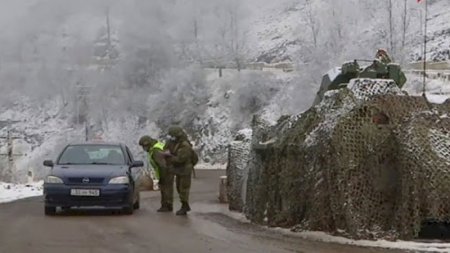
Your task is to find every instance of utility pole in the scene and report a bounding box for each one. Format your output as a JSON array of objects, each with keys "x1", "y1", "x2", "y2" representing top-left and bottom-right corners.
[
  {"x1": 0, "y1": 130, "x2": 24, "y2": 182},
  {"x1": 421, "y1": 0, "x2": 428, "y2": 97},
  {"x1": 85, "y1": 122, "x2": 89, "y2": 142},
  {"x1": 75, "y1": 82, "x2": 92, "y2": 141},
  {"x1": 388, "y1": 0, "x2": 394, "y2": 55},
  {"x1": 104, "y1": 6, "x2": 113, "y2": 72},
  {"x1": 106, "y1": 6, "x2": 112, "y2": 51}
]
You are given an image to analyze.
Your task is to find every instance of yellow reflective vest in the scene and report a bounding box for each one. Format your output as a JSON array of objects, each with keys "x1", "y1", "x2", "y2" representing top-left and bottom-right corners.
[{"x1": 148, "y1": 141, "x2": 165, "y2": 180}]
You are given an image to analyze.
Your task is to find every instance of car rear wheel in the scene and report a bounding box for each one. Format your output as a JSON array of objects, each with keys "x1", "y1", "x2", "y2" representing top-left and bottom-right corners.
[
  {"x1": 133, "y1": 200, "x2": 140, "y2": 210},
  {"x1": 133, "y1": 193, "x2": 140, "y2": 210},
  {"x1": 45, "y1": 206, "x2": 56, "y2": 216}
]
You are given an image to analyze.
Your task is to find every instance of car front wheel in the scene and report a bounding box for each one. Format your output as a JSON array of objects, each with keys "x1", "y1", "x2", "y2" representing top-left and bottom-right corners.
[
  {"x1": 45, "y1": 206, "x2": 56, "y2": 216},
  {"x1": 123, "y1": 197, "x2": 134, "y2": 215},
  {"x1": 133, "y1": 192, "x2": 140, "y2": 210},
  {"x1": 123, "y1": 205, "x2": 134, "y2": 215}
]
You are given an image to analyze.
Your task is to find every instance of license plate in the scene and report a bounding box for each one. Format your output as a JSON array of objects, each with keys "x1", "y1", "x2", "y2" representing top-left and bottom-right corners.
[{"x1": 70, "y1": 189, "x2": 100, "y2": 196}]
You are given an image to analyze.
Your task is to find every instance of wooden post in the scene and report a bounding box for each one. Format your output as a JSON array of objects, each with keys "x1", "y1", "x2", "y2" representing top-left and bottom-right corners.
[{"x1": 218, "y1": 176, "x2": 228, "y2": 203}]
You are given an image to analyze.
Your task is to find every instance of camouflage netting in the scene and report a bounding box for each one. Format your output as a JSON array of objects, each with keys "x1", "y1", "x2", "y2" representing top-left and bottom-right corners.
[
  {"x1": 226, "y1": 130, "x2": 252, "y2": 211},
  {"x1": 234, "y1": 78, "x2": 450, "y2": 240}
]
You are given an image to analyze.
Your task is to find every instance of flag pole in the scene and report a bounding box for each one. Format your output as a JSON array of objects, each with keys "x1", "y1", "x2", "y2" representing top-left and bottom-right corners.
[{"x1": 422, "y1": 0, "x2": 428, "y2": 97}]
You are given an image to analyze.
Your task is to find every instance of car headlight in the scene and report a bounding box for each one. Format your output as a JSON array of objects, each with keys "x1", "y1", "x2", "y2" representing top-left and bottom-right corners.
[
  {"x1": 108, "y1": 176, "x2": 129, "y2": 184},
  {"x1": 45, "y1": 176, "x2": 64, "y2": 184}
]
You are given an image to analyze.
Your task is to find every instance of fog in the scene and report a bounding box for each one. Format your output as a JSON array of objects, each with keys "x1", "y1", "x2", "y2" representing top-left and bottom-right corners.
[
  {"x1": 0, "y1": 0, "x2": 436, "y2": 182},
  {"x1": 0, "y1": 0, "x2": 261, "y2": 129},
  {"x1": 0, "y1": 0, "x2": 425, "y2": 107},
  {"x1": 0, "y1": 0, "x2": 428, "y2": 147}
]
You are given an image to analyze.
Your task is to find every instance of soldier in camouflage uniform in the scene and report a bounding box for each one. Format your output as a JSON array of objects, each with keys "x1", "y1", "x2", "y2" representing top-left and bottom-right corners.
[
  {"x1": 139, "y1": 136, "x2": 174, "y2": 212},
  {"x1": 375, "y1": 48, "x2": 392, "y2": 64},
  {"x1": 166, "y1": 126, "x2": 196, "y2": 215}
]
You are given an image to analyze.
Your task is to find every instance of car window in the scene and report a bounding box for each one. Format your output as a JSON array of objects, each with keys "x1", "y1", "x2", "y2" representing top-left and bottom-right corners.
[{"x1": 58, "y1": 145, "x2": 126, "y2": 165}]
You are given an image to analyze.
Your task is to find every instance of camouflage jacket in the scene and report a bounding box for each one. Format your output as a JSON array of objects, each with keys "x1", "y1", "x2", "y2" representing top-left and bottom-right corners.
[{"x1": 168, "y1": 140, "x2": 194, "y2": 175}]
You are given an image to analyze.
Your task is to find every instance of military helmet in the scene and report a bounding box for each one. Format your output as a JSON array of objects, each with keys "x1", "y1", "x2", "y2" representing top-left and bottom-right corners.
[
  {"x1": 376, "y1": 48, "x2": 388, "y2": 57},
  {"x1": 138, "y1": 135, "x2": 155, "y2": 146},
  {"x1": 375, "y1": 48, "x2": 391, "y2": 63},
  {"x1": 168, "y1": 126, "x2": 185, "y2": 138}
]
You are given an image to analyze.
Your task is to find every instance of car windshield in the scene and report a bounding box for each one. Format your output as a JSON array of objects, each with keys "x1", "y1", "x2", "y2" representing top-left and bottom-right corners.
[{"x1": 58, "y1": 145, "x2": 126, "y2": 165}]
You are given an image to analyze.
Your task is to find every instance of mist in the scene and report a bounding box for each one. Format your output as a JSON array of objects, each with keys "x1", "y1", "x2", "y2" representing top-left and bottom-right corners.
[
  {"x1": 0, "y1": 0, "x2": 259, "y2": 125},
  {"x1": 0, "y1": 0, "x2": 425, "y2": 115},
  {"x1": 0, "y1": 0, "x2": 431, "y2": 181}
]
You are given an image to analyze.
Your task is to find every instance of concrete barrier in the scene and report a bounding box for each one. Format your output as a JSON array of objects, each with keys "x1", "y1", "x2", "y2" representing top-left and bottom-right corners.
[{"x1": 218, "y1": 176, "x2": 228, "y2": 203}]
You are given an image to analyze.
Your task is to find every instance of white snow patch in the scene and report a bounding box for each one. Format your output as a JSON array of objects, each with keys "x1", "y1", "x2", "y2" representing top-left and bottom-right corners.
[
  {"x1": 215, "y1": 207, "x2": 450, "y2": 252},
  {"x1": 426, "y1": 94, "x2": 450, "y2": 104},
  {"x1": 347, "y1": 78, "x2": 404, "y2": 101},
  {"x1": 327, "y1": 67, "x2": 341, "y2": 82},
  {"x1": 305, "y1": 91, "x2": 355, "y2": 147},
  {"x1": 195, "y1": 163, "x2": 227, "y2": 170},
  {"x1": 236, "y1": 128, "x2": 253, "y2": 141},
  {"x1": 425, "y1": 79, "x2": 450, "y2": 94},
  {"x1": 403, "y1": 74, "x2": 450, "y2": 104},
  {"x1": 0, "y1": 181, "x2": 43, "y2": 204},
  {"x1": 274, "y1": 229, "x2": 450, "y2": 253}
]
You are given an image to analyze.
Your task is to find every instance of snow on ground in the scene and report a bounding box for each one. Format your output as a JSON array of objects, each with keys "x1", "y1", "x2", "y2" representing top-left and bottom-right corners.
[
  {"x1": 276, "y1": 230, "x2": 450, "y2": 253},
  {"x1": 0, "y1": 181, "x2": 43, "y2": 204},
  {"x1": 211, "y1": 207, "x2": 450, "y2": 252},
  {"x1": 195, "y1": 163, "x2": 227, "y2": 170},
  {"x1": 403, "y1": 73, "x2": 450, "y2": 104},
  {"x1": 426, "y1": 93, "x2": 449, "y2": 104},
  {"x1": 246, "y1": 0, "x2": 302, "y2": 62},
  {"x1": 410, "y1": 0, "x2": 450, "y2": 62}
]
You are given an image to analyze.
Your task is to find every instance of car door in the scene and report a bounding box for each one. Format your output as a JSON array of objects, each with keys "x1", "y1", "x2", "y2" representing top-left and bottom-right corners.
[{"x1": 125, "y1": 146, "x2": 141, "y2": 183}]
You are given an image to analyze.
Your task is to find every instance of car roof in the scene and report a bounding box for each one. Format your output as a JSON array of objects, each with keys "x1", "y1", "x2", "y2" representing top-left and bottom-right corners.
[{"x1": 67, "y1": 142, "x2": 126, "y2": 147}]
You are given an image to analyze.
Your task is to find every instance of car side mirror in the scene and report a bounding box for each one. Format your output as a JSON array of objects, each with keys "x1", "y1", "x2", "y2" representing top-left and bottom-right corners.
[
  {"x1": 43, "y1": 160, "x2": 54, "y2": 167},
  {"x1": 131, "y1": 160, "x2": 144, "y2": 168}
]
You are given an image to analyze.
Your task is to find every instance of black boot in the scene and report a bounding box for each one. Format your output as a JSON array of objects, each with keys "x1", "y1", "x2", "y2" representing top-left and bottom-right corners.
[
  {"x1": 157, "y1": 204, "x2": 173, "y2": 212},
  {"x1": 176, "y1": 202, "x2": 190, "y2": 215}
]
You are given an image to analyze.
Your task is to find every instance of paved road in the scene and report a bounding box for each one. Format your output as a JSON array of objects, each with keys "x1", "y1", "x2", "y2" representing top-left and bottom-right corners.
[{"x1": 0, "y1": 170, "x2": 407, "y2": 253}]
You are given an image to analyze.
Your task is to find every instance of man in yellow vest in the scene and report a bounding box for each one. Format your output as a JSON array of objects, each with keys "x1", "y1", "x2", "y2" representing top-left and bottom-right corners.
[{"x1": 139, "y1": 135, "x2": 174, "y2": 212}]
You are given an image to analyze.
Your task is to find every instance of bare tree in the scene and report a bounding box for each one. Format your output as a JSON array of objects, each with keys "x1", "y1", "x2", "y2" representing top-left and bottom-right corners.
[
  {"x1": 207, "y1": 0, "x2": 249, "y2": 72},
  {"x1": 305, "y1": 0, "x2": 320, "y2": 48},
  {"x1": 401, "y1": 0, "x2": 407, "y2": 48},
  {"x1": 387, "y1": 0, "x2": 394, "y2": 55}
]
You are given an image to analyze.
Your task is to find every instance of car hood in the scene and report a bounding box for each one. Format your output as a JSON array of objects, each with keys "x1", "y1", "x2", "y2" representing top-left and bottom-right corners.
[{"x1": 51, "y1": 165, "x2": 128, "y2": 179}]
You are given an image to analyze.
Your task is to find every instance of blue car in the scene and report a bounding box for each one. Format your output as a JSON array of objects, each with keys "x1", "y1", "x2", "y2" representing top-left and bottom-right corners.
[{"x1": 43, "y1": 143, "x2": 144, "y2": 215}]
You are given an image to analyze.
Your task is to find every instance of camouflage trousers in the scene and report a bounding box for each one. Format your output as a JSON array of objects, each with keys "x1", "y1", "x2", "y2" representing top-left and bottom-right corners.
[
  {"x1": 176, "y1": 173, "x2": 192, "y2": 203},
  {"x1": 159, "y1": 169, "x2": 174, "y2": 207}
]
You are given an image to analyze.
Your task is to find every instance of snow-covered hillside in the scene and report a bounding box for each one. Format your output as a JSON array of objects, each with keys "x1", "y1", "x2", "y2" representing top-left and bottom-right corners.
[
  {"x1": 249, "y1": 0, "x2": 450, "y2": 65},
  {"x1": 0, "y1": 68, "x2": 305, "y2": 183},
  {"x1": 1, "y1": 0, "x2": 450, "y2": 183},
  {"x1": 410, "y1": 0, "x2": 450, "y2": 62}
]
